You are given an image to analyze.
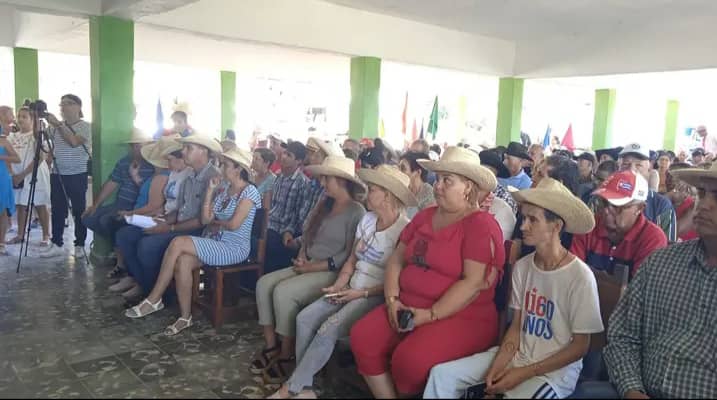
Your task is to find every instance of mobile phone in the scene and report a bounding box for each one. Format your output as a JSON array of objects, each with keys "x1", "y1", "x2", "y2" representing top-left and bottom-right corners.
[
  {"x1": 462, "y1": 383, "x2": 487, "y2": 399},
  {"x1": 398, "y1": 309, "x2": 414, "y2": 331}
]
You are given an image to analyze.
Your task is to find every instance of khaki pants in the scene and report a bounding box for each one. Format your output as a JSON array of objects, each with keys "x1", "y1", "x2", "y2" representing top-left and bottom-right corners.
[{"x1": 256, "y1": 267, "x2": 337, "y2": 337}]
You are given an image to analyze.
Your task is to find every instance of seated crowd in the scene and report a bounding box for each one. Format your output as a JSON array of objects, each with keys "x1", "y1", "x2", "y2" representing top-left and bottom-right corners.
[{"x1": 1, "y1": 98, "x2": 716, "y2": 399}]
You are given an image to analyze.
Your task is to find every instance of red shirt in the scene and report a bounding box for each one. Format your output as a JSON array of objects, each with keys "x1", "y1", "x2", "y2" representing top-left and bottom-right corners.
[
  {"x1": 571, "y1": 214, "x2": 667, "y2": 278},
  {"x1": 269, "y1": 160, "x2": 282, "y2": 174},
  {"x1": 398, "y1": 207, "x2": 505, "y2": 319}
]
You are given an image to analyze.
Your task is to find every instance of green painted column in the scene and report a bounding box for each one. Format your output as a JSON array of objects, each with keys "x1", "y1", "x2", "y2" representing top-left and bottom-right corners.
[
  {"x1": 13, "y1": 48, "x2": 39, "y2": 110},
  {"x1": 220, "y1": 71, "x2": 236, "y2": 136},
  {"x1": 349, "y1": 56, "x2": 380, "y2": 140},
  {"x1": 592, "y1": 89, "x2": 617, "y2": 150},
  {"x1": 495, "y1": 77, "x2": 524, "y2": 146},
  {"x1": 89, "y1": 16, "x2": 134, "y2": 262},
  {"x1": 663, "y1": 100, "x2": 679, "y2": 151}
]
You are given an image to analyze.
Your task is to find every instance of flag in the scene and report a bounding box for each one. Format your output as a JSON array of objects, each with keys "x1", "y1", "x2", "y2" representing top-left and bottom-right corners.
[
  {"x1": 401, "y1": 92, "x2": 408, "y2": 136},
  {"x1": 542, "y1": 125, "x2": 551, "y2": 149},
  {"x1": 419, "y1": 118, "x2": 424, "y2": 139},
  {"x1": 427, "y1": 96, "x2": 439, "y2": 140},
  {"x1": 411, "y1": 118, "x2": 418, "y2": 141},
  {"x1": 154, "y1": 97, "x2": 164, "y2": 139},
  {"x1": 379, "y1": 119, "x2": 385, "y2": 138},
  {"x1": 561, "y1": 124, "x2": 575, "y2": 151}
]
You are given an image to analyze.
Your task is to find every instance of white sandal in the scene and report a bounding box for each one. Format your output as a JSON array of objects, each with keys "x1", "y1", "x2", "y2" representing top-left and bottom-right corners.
[
  {"x1": 124, "y1": 298, "x2": 164, "y2": 319},
  {"x1": 164, "y1": 316, "x2": 192, "y2": 336}
]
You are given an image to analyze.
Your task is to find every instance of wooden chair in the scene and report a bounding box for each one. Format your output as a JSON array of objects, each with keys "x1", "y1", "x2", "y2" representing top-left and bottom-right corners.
[
  {"x1": 192, "y1": 208, "x2": 267, "y2": 329},
  {"x1": 579, "y1": 264, "x2": 630, "y2": 381}
]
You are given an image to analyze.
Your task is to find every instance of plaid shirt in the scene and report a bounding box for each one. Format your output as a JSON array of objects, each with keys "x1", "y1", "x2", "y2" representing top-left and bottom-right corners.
[
  {"x1": 299, "y1": 177, "x2": 325, "y2": 230},
  {"x1": 604, "y1": 239, "x2": 717, "y2": 398},
  {"x1": 494, "y1": 183, "x2": 518, "y2": 214},
  {"x1": 268, "y1": 168, "x2": 310, "y2": 235}
]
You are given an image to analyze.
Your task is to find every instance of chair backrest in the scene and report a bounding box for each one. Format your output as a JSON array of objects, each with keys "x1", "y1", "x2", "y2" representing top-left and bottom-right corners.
[
  {"x1": 589, "y1": 264, "x2": 629, "y2": 351},
  {"x1": 249, "y1": 208, "x2": 267, "y2": 263},
  {"x1": 495, "y1": 240, "x2": 518, "y2": 341}
]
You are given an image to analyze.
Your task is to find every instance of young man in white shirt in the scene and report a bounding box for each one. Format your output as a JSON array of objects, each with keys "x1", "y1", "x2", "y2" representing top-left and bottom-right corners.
[{"x1": 424, "y1": 178, "x2": 603, "y2": 399}]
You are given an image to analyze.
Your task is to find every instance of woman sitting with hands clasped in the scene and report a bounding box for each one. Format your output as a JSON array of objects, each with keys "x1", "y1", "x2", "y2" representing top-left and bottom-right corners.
[
  {"x1": 125, "y1": 148, "x2": 261, "y2": 336},
  {"x1": 252, "y1": 155, "x2": 366, "y2": 385},
  {"x1": 269, "y1": 165, "x2": 415, "y2": 399},
  {"x1": 349, "y1": 146, "x2": 506, "y2": 398}
]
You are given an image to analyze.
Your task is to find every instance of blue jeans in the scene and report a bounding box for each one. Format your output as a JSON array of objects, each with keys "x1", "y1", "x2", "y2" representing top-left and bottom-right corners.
[
  {"x1": 116, "y1": 225, "x2": 202, "y2": 296},
  {"x1": 50, "y1": 173, "x2": 87, "y2": 247},
  {"x1": 82, "y1": 204, "x2": 123, "y2": 243},
  {"x1": 569, "y1": 381, "x2": 619, "y2": 399}
]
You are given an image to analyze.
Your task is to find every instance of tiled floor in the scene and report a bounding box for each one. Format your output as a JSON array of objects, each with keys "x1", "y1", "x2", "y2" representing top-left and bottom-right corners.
[{"x1": 0, "y1": 227, "x2": 365, "y2": 398}]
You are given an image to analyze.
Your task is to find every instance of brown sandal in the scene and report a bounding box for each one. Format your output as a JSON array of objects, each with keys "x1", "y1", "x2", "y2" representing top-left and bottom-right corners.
[
  {"x1": 262, "y1": 356, "x2": 296, "y2": 385},
  {"x1": 250, "y1": 344, "x2": 281, "y2": 375}
]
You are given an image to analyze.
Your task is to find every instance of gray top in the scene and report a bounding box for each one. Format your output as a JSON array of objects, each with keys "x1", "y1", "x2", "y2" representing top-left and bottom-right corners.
[
  {"x1": 305, "y1": 200, "x2": 366, "y2": 268},
  {"x1": 176, "y1": 162, "x2": 221, "y2": 222},
  {"x1": 407, "y1": 182, "x2": 435, "y2": 219}
]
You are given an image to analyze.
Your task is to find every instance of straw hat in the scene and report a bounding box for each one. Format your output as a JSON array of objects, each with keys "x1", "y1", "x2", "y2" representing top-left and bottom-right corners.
[
  {"x1": 670, "y1": 162, "x2": 717, "y2": 188},
  {"x1": 126, "y1": 128, "x2": 152, "y2": 144},
  {"x1": 307, "y1": 137, "x2": 343, "y2": 157},
  {"x1": 357, "y1": 165, "x2": 417, "y2": 207},
  {"x1": 222, "y1": 148, "x2": 252, "y2": 174},
  {"x1": 179, "y1": 134, "x2": 223, "y2": 154},
  {"x1": 417, "y1": 146, "x2": 497, "y2": 192},
  {"x1": 140, "y1": 138, "x2": 181, "y2": 169},
  {"x1": 304, "y1": 155, "x2": 366, "y2": 194},
  {"x1": 219, "y1": 139, "x2": 237, "y2": 151},
  {"x1": 172, "y1": 101, "x2": 191, "y2": 115},
  {"x1": 512, "y1": 177, "x2": 595, "y2": 234}
]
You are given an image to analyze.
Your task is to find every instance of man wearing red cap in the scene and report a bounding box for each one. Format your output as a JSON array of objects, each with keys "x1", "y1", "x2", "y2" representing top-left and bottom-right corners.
[{"x1": 571, "y1": 170, "x2": 668, "y2": 278}]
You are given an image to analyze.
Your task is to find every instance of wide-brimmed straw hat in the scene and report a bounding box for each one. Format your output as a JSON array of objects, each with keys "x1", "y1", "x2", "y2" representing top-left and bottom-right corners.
[
  {"x1": 304, "y1": 155, "x2": 366, "y2": 194},
  {"x1": 221, "y1": 148, "x2": 252, "y2": 174},
  {"x1": 307, "y1": 137, "x2": 343, "y2": 157},
  {"x1": 417, "y1": 146, "x2": 497, "y2": 192},
  {"x1": 357, "y1": 165, "x2": 417, "y2": 207},
  {"x1": 179, "y1": 134, "x2": 223, "y2": 154},
  {"x1": 140, "y1": 138, "x2": 180, "y2": 169},
  {"x1": 512, "y1": 177, "x2": 595, "y2": 234},
  {"x1": 126, "y1": 128, "x2": 152, "y2": 144},
  {"x1": 670, "y1": 162, "x2": 717, "y2": 188}
]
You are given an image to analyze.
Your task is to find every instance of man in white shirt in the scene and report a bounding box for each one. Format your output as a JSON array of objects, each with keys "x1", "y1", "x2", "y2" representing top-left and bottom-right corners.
[
  {"x1": 424, "y1": 178, "x2": 603, "y2": 399},
  {"x1": 696, "y1": 125, "x2": 717, "y2": 161}
]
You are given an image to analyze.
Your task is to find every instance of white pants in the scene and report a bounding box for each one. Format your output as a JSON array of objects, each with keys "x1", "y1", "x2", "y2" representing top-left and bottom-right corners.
[{"x1": 424, "y1": 347, "x2": 559, "y2": 399}]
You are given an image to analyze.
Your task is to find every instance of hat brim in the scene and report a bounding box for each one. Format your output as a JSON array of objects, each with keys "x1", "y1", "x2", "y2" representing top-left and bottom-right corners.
[
  {"x1": 417, "y1": 159, "x2": 497, "y2": 192},
  {"x1": 513, "y1": 188, "x2": 595, "y2": 234},
  {"x1": 506, "y1": 151, "x2": 532, "y2": 161},
  {"x1": 140, "y1": 144, "x2": 168, "y2": 169},
  {"x1": 591, "y1": 188, "x2": 633, "y2": 206},
  {"x1": 619, "y1": 151, "x2": 649, "y2": 160},
  {"x1": 221, "y1": 154, "x2": 251, "y2": 175},
  {"x1": 670, "y1": 168, "x2": 717, "y2": 188},
  {"x1": 179, "y1": 137, "x2": 223, "y2": 154},
  {"x1": 304, "y1": 165, "x2": 366, "y2": 194},
  {"x1": 357, "y1": 169, "x2": 417, "y2": 207}
]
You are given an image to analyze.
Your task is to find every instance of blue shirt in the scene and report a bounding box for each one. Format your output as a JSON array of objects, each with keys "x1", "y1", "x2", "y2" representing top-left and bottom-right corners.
[
  {"x1": 134, "y1": 171, "x2": 170, "y2": 209},
  {"x1": 110, "y1": 156, "x2": 155, "y2": 210},
  {"x1": 644, "y1": 190, "x2": 677, "y2": 242},
  {"x1": 498, "y1": 170, "x2": 532, "y2": 190}
]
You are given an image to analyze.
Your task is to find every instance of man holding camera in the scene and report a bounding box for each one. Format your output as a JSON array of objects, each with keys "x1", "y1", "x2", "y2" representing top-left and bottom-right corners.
[{"x1": 41, "y1": 94, "x2": 92, "y2": 259}]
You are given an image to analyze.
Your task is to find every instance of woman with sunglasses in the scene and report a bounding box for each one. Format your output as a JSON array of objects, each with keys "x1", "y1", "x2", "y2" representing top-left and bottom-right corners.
[{"x1": 350, "y1": 147, "x2": 506, "y2": 398}]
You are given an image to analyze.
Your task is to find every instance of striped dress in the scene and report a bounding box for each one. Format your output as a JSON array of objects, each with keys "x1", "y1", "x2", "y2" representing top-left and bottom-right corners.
[{"x1": 191, "y1": 182, "x2": 261, "y2": 266}]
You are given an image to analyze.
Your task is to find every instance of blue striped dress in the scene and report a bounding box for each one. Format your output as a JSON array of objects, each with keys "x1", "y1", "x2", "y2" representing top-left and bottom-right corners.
[{"x1": 191, "y1": 182, "x2": 261, "y2": 266}]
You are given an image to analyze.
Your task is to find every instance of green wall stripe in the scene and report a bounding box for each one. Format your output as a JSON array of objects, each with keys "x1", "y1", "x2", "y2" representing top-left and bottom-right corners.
[
  {"x1": 495, "y1": 77, "x2": 524, "y2": 146},
  {"x1": 349, "y1": 57, "x2": 381, "y2": 140},
  {"x1": 592, "y1": 89, "x2": 616, "y2": 150},
  {"x1": 13, "y1": 48, "x2": 39, "y2": 110}
]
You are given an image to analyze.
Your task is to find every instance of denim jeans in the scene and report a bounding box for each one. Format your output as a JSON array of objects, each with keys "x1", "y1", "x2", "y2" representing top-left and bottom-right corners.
[
  {"x1": 263, "y1": 229, "x2": 299, "y2": 274},
  {"x1": 568, "y1": 381, "x2": 619, "y2": 399},
  {"x1": 286, "y1": 295, "x2": 382, "y2": 394},
  {"x1": 116, "y1": 225, "x2": 202, "y2": 295},
  {"x1": 81, "y1": 204, "x2": 123, "y2": 244},
  {"x1": 50, "y1": 173, "x2": 87, "y2": 247}
]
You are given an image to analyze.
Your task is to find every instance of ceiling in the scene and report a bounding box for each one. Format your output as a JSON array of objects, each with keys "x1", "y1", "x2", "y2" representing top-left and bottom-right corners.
[{"x1": 322, "y1": 0, "x2": 717, "y2": 41}]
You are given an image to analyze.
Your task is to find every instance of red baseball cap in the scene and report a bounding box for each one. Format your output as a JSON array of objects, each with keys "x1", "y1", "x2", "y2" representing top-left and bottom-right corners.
[{"x1": 592, "y1": 169, "x2": 649, "y2": 206}]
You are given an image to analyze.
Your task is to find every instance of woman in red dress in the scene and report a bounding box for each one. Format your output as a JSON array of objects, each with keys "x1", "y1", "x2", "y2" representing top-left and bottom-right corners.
[{"x1": 350, "y1": 146, "x2": 506, "y2": 397}]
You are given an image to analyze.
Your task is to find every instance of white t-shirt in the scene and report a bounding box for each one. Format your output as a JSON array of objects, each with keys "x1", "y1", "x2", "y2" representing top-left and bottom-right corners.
[
  {"x1": 509, "y1": 253, "x2": 604, "y2": 398},
  {"x1": 349, "y1": 212, "x2": 410, "y2": 289},
  {"x1": 164, "y1": 167, "x2": 192, "y2": 214},
  {"x1": 705, "y1": 134, "x2": 717, "y2": 156},
  {"x1": 490, "y1": 196, "x2": 516, "y2": 240}
]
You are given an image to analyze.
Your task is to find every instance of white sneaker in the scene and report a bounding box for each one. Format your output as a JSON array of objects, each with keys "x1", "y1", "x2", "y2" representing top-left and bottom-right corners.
[
  {"x1": 74, "y1": 246, "x2": 86, "y2": 259},
  {"x1": 109, "y1": 276, "x2": 136, "y2": 293},
  {"x1": 121, "y1": 284, "x2": 143, "y2": 299},
  {"x1": 39, "y1": 245, "x2": 65, "y2": 258}
]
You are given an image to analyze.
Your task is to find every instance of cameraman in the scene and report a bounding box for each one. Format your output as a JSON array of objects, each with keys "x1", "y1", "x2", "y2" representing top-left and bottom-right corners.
[{"x1": 40, "y1": 94, "x2": 91, "y2": 259}]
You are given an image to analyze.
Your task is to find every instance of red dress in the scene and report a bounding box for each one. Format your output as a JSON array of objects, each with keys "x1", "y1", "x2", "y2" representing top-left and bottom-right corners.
[{"x1": 350, "y1": 207, "x2": 505, "y2": 395}]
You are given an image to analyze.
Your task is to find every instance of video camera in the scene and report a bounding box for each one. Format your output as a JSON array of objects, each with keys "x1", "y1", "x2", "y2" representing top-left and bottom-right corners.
[{"x1": 23, "y1": 99, "x2": 49, "y2": 119}]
